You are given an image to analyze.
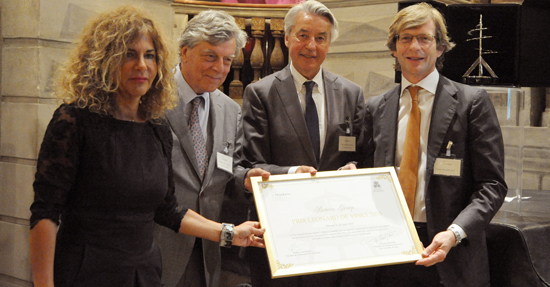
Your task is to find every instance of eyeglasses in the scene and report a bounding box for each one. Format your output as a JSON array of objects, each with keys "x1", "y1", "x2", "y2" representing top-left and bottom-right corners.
[{"x1": 396, "y1": 34, "x2": 436, "y2": 45}]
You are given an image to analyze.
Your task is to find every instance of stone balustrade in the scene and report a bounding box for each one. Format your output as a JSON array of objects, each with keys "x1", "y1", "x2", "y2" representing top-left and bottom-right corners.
[{"x1": 173, "y1": 0, "x2": 291, "y2": 104}]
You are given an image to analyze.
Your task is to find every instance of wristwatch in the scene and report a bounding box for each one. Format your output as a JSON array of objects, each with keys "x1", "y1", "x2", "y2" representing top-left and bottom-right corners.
[
  {"x1": 220, "y1": 223, "x2": 234, "y2": 248},
  {"x1": 447, "y1": 225, "x2": 463, "y2": 247}
]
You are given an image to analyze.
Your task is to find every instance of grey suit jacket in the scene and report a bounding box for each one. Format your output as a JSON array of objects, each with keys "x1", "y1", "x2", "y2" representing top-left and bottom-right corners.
[
  {"x1": 242, "y1": 64, "x2": 365, "y2": 174},
  {"x1": 362, "y1": 75, "x2": 507, "y2": 287},
  {"x1": 154, "y1": 71, "x2": 248, "y2": 287}
]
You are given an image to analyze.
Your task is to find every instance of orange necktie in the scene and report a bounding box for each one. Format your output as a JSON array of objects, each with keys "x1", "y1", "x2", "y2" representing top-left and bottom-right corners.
[{"x1": 398, "y1": 86, "x2": 421, "y2": 217}]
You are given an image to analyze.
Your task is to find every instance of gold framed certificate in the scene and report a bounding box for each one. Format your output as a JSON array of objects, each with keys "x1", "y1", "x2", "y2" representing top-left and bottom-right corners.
[{"x1": 251, "y1": 167, "x2": 423, "y2": 278}]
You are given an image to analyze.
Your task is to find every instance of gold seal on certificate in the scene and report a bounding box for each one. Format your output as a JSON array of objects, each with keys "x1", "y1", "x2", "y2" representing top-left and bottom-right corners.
[{"x1": 251, "y1": 167, "x2": 423, "y2": 278}]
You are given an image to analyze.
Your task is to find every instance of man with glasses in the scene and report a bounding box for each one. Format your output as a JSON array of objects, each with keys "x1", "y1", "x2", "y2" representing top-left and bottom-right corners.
[
  {"x1": 154, "y1": 10, "x2": 269, "y2": 287},
  {"x1": 360, "y1": 3, "x2": 507, "y2": 286}
]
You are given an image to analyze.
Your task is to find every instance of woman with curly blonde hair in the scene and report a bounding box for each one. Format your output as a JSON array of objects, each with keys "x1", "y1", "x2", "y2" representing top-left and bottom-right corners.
[
  {"x1": 29, "y1": 6, "x2": 264, "y2": 287},
  {"x1": 56, "y1": 5, "x2": 177, "y2": 121}
]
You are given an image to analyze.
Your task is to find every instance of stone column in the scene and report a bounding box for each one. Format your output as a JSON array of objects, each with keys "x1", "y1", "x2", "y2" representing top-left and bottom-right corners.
[
  {"x1": 229, "y1": 17, "x2": 246, "y2": 104},
  {"x1": 250, "y1": 17, "x2": 265, "y2": 83},
  {"x1": 1, "y1": 1, "x2": 58, "y2": 284},
  {"x1": 270, "y1": 18, "x2": 285, "y2": 73}
]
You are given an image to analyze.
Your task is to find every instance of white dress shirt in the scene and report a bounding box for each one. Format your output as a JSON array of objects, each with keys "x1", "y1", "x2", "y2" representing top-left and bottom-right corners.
[
  {"x1": 396, "y1": 69, "x2": 437, "y2": 222},
  {"x1": 396, "y1": 69, "x2": 467, "y2": 240},
  {"x1": 175, "y1": 64, "x2": 210, "y2": 141},
  {"x1": 287, "y1": 63, "x2": 327, "y2": 174}
]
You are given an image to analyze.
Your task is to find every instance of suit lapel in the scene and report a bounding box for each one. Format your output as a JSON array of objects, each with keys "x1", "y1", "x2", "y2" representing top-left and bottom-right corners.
[
  {"x1": 320, "y1": 71, "x2": 340, "y2": 167},
  {"x1": 275, "y1": 66, "x2": 317, "y2": 164},
  {"x1": 425, "y1": 76, "x2": 458, "y2": 183},
  {"x1": 203, "y1": 91, "x2": 225, "y2": 186},
  {"x1": 165, "y1": 97, "x2": 203, "y2": 180},
  {"x1": 379, "y1": 86, "x2": 400, "y2": 166}
]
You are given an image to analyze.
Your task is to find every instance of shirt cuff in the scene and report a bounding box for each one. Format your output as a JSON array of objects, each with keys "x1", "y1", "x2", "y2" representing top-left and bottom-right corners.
[
  {"x1": 448, "y1": 224, "x2": 467, "y2": 246},
  {"x1": 288, "y1": 166, "x2": 299, "y2": 174}
]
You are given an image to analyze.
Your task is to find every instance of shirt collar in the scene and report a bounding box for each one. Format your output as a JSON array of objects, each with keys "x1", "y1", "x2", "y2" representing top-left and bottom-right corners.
[
  {"x1": 290, "y1": 61, "x2": 324, "y2": 93},
  {"x1": 175, "y1": 64, "x2": 210, "y2": 105},
  {"x1": 400, "y1": 69, "x2": 439, "y2": 97}
]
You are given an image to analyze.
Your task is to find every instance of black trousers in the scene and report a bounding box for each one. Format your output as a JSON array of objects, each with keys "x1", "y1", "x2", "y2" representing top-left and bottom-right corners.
[
  {"x1": 375, "y1": 223, "x2": 444, "y2": 287},
  {"x1": 177, "y1": 239, "x2": 207, "y2": 287},
  {"x1": 247, "y1": 247, "x2": 341, "y2": 287}
]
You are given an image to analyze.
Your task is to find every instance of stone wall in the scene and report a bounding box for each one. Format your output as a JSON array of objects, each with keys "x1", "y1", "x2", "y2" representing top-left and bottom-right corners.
[
  {"x1": 324, "y1": 3, "x2": 398, "y2": 100},
  {"x1": 0, "y1": 1, "x2": 174, "y2": 285},
  {"x1": 487, "y1": 87, "x2": 547, "y2": 192}
]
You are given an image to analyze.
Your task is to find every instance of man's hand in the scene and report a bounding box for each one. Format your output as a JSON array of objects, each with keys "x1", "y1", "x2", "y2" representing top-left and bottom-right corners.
[
  {"x1": 244, "y1": 168, "x2": 271, "y2": 192},
  {"x1": 295, "y1": 165, "x2": 317, "y2": 175},
  {"x1": 415, "y1": 230, "x2": 456, "y2": 267},
  {"x1": 339, "y1": 163, "x2": 357, "y2": 170},
  {"x1": 233, "y1": 221, "x2": 265, "y2": 248}
]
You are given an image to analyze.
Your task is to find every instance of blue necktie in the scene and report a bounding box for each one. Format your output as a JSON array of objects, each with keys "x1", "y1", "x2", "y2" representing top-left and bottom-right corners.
[
  {"x1": 189, "y1": 97, "x2": 208, "y2": 180},
  {"x1": 304, "y1": 81, "x2": 320, "y2": 163}
]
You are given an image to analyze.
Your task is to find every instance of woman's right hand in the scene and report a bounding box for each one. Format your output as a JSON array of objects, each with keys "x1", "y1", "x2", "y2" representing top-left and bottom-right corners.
[{"x1": 233, "y1": 221, "x2": 265, "y2": 248}]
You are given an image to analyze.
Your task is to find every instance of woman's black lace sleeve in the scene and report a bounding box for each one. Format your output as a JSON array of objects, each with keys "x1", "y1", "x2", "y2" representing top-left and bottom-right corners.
[{"x1": 30, "y1": 104, "x2": 80, "y2": 229}]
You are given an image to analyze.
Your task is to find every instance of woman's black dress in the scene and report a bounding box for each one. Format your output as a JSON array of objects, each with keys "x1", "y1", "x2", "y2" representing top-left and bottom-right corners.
[{"x1": 30, "y1": 104, "x2": 186, "y2": 286}]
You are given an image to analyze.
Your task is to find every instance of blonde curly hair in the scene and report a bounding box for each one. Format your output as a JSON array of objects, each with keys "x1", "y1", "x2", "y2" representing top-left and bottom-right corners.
[{"x1": 55, "y1": 5, "x2": 177, "y2": 120}]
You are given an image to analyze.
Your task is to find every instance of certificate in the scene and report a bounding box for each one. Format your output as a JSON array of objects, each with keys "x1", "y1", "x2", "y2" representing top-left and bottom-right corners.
[{"x1": 251, "y1": 167, "x2": 423, "y2": 278}]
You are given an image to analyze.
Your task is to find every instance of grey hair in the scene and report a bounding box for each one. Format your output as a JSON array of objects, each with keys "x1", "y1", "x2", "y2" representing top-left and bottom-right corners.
[
  {"x1": 178, "y1": 10, "x2": 247, "y2": 55},
  {"x1": 284, "y1": 0, "x2": 339, "y2": 43}
]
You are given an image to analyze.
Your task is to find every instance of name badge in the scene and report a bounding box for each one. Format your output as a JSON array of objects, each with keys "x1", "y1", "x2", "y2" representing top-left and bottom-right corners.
[
  {"x1": 339, "y1": 136, "x2": 356, "y2": 152},
  {"x1": 434, "y1": 157, "x2": 462, "y2": 177},
  {"x1": 217, "y1": 152, "x2": 233, "y2": 174}
]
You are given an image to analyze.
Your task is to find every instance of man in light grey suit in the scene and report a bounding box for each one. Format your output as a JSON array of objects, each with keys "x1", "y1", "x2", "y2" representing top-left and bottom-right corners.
[
  {"x1": 241, "y1": 1, "x2": 365, "y2": 286},
  {"x1": 361, "y1": 3, "x2": 507, "y2": 287},
  {"x1": 154, "y1": 10, "x2": 268, "y2": 287}
]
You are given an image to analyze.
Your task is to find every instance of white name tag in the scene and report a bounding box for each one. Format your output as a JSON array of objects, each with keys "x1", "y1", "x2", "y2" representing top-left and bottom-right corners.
[
  {"x1": 339, "y1": 136, "x2": 356, "y2": 152},
  {"x1": 434, "y1": 158, "x2": 462, "y2": 177},
  {"x1": 217, "y1": 152, "x2": 233, "y2": 174}
]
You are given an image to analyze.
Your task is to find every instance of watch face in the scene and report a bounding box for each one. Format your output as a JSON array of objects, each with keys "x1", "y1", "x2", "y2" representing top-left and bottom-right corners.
[
  {"x1": 222, "y1": 224, "x2": 234, "y2": 241},
  {"x1": 220, "y1": 223, "x2": 234, "y2": 248},
  {"x1": 227, "y1": 230, "x2": 234, "y2": 240}
]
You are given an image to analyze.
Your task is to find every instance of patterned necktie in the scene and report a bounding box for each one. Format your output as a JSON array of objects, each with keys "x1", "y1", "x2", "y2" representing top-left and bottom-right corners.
[
  {"x1": 189, "y1": 97, "x2": 208, "y2": 180},
  {"x1": 304, "y1": 81, "x2": 320, "y2": 163},
  {"x1": 398, "y1": 86, "x2": 421, "y2": 217}
]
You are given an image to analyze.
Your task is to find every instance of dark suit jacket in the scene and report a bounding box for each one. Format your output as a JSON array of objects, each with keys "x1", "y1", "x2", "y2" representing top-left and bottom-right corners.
[
  {"x1": 154, "y1": 71, "x2": 248, "y2": 287},
  {"x1": 361, "y1": 75, "x2": 507, "y2": 287},
  {"x1": 241, "y1": 64, "x2": 365, "y2": 287},
  {"x1": 242, "y1": 64, "x2": 365, "y2": 174}
]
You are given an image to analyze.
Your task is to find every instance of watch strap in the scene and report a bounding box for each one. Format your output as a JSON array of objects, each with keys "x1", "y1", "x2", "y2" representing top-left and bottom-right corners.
[
  {"x1": 448, "y1": 225, "x2": 463, "y2": 247},
  {"x1": 220, "y1": 223, "x2": 234, "y2": 248}
]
